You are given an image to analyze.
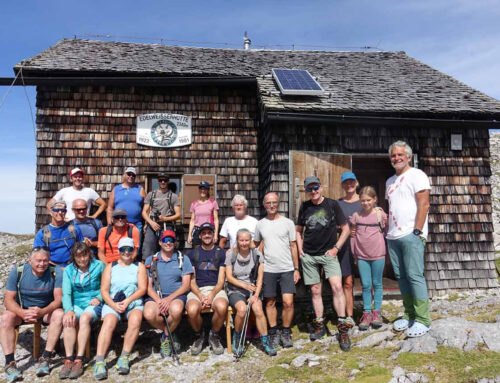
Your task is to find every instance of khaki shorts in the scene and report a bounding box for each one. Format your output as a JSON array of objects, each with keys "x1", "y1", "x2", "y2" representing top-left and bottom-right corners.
[
  {"x1": 301, "y1": 253, "x2": 342, "y2": 285},
  {"x1": 187, "y1": 286, "x2": 228, "y2": 308}
]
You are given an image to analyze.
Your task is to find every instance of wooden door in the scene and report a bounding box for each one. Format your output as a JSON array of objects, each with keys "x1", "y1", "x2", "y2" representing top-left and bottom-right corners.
[
  {"x1": 181, "y1": 174, "x2": 217, "y2": 225},
  {"x1": 290, "y1": 151, "x2": 351, "y2": 221}
]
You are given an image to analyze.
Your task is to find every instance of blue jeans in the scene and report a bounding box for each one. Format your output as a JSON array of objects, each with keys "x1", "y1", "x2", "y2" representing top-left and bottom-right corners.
[{"x1": 357, "y1": 258, "x2": 385, "y2": 312}]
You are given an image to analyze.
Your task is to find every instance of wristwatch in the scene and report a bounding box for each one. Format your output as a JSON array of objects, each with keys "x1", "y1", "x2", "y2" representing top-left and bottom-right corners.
[
  {"x1": 333, "y1": 245, "x2": 341, "y2": 251},
  {"x1": 294, "y1": 267, "x2": 299, "y2": 271},
  {"x1": 413, "y1": 229, "x2": 423, "y2": 236}
]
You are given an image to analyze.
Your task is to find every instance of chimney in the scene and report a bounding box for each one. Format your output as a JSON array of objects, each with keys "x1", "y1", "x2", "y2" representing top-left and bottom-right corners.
[{"x1": 243, "y1": 31, "x2": 251, "y2": 50}]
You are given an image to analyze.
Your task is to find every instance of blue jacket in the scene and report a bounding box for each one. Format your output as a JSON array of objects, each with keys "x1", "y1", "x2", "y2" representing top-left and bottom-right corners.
[{"x1": 62, "y1": 259, "x2": 105, "y2": 313}]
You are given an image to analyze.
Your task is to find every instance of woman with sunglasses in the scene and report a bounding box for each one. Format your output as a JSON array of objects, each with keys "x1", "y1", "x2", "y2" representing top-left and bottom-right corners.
[
  {"x1": 60, "y1": 243, "x2": 105, "y2": 379},
  {"x1": 94, "y1": 238, "x2": 147, "y2": 380},
  {"x1": 188, "y1": 181, "x2": 219, "y2": 246}
]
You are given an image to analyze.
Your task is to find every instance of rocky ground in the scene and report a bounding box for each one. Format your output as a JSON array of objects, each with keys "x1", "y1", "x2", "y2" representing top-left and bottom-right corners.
[{"x1": 0, "y1": 133, "x2": 499, "y2": 382}]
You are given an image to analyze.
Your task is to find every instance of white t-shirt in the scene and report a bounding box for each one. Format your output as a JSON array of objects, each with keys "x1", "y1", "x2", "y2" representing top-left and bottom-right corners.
[
  {"x1": 53, "y1": 187, "x2": 100, "y2": 220},
  {"x1": 385, "y1": 167, "x2": 431, "y2": 240},
  {"x1": 254, "y1": 216, "x2": 296, "y2": 273},
  {"x1": 219, "y1": 215, "x2": 258, "y2": 248}
]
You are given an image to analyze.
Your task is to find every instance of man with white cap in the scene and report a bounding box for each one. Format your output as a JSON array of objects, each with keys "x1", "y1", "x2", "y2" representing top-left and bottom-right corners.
[
  {"x1": 34, "y1": 201, "x2": 84, "y2": 266},
  {"x1": 46, "y1": 168, "x2": 106, "y2": 221}
]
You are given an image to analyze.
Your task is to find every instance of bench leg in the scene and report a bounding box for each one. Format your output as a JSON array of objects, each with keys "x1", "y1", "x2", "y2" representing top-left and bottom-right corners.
[
  {"x1": 226, "y1": 310, "x2": 232, "y2": 354},
  {"x1": 33, "y1": 323, "x2": 41, "y2": 359},
  {"x1": 14, "y1": 328, "x2": 19, "y2": 350},
  {"x1": 85, "y1": 338, "x2": 91, "y2": 360}
]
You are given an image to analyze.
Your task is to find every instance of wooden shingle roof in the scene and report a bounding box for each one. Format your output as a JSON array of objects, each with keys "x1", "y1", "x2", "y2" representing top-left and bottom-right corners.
[{"x1": 15, "y1": 38, "x2": 500, "y2": 117}]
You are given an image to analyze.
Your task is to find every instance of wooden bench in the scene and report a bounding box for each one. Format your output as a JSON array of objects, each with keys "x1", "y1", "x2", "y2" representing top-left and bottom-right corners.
[{"x1": 14, "y1": 322, "x2": 41, "y2": 359}]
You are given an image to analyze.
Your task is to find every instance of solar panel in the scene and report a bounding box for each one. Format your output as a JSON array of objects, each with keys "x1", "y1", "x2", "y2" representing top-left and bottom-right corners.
[{"x1": 272, "y1": 69, "x2": 325, "y2": 96}]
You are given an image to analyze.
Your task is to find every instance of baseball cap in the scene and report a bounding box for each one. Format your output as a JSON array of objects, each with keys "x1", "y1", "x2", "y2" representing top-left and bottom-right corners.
[
  {"x1": 304, "y1": 176, "x2": 321, "y2": 187},
  {"x1": 112, "y1": 208, "x2": 128, "y2": 218},
  {"x1": 340, "y1": 172, "x2": 357, "y2": 183},
  {"x1": 157, "y1": 172, "x2": 170, "y2": 180},
  {"x1": 118, "y1": 237, "x2": 135, "y2": 250},
  {"x1": 50, "y1": 200, "x2": 67, "y2": 209},
  {"x1": 160, "y1": 230, "x2": 176, "y2": 241},
  {"x1": 125, "y1": 167, "x2": 136, "y2": 175},
  {"x1": 70, "y1": 168, "x2": 84, "y2": 177},
  {"x1": 199, "y1": 181, "x2": 210, "y2": 189},
  {"x1": 199, "y1": 222, "x2": 215, "y2": 232}
]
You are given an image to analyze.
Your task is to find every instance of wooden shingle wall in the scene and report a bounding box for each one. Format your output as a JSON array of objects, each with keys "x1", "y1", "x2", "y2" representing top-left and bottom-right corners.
[
  {"x1": 35, "y1": 85, "x2": 259, "y2": 229},
  {"x1": 259, "y1": 122, "x2": 498, "y2": 295}
]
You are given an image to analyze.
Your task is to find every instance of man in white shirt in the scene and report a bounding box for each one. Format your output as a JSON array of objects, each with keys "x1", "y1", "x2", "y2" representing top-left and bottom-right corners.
[
  {"x1": 386, "y1": 141, "x2": 431, "y2": 338},
  {"x1": 219, "y1": 194, "x2": 258, "y2": 249},
  {"x1": 46, "y1": 168, "x2": 106, "y2": 221}
]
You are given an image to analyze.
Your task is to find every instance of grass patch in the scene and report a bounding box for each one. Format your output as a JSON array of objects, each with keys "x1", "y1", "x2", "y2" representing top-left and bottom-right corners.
[
  {"x1": 447, "y1": 293, "x2": 460, "y2": 302},
  {"x1": 465, "y1": 308, "x2": 500, "y2": 323},
  {"x1": 13, "y1": 244, "x2": 32, "y2": 259},
  {"x1": 355, "y1": 366, "x2": 392, "y2": 383},
  {"x1": 398, "y1": 346, "x2": 500, "y2": 383},
  {"x1": 381, "y1": 302, "x2": 402, "y2": 323}
]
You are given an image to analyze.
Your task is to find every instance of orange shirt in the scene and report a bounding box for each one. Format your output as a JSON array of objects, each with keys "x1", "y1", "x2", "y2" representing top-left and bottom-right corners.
[{"x1": 97, "y1": 224, "x2": 140, "y2": 263}]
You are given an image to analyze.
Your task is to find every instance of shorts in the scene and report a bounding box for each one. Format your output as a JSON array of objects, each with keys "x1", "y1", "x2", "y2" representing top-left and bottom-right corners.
[
  {"x1": 301, "y1": 253, "x2": 342, "y2": 285},
  {"x1": 262, "y1": 271, "x2": 296, "y2": 297},
  {"x1": 228, "y1": 291, "x2": 251, "y2": 308},
  {"x1": 101, "y1": 301, "x2": 144, "y2": 321},
  {"x1": 144, "y1": 294, "x2": 187, "y2": 305},
  {"x1": 187, "y1": 286, "x2": 228, "y2": 307},
  {"x1": 73, "y1": 304, "x2": 102, "y2": 322},
  {"x1": 337, "y1": 241, "x2": 355, "y2": 277}
]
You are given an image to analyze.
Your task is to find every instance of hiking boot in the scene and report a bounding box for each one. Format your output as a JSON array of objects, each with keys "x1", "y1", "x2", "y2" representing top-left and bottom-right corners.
[
  {"x1": 59, "y1": 359, "x2": 73, "y2": 379},
  {"x1": 337, "y1": 321, "x2": 353, "y2": 352},
  {"x1": 35, "y1": 356, "x2": 51, "y2": 377},
  {"x1": 371, "y1": 310, "x2": 383, "y2": 329},
  {"x1": 191, "y1": 329, "x2": 205, "y2": 356},
  {"x1": 208, "y1": 330, "x2": 224, "y2": 355},
  {"x1": 268, "y1": 329, "x2": 280, "y2": 350},
  {"x1": 115, "y1": 354, "x2": 130, "y2": 375},
  {"x1": 345, "y1": 316, "x2": 356, "y2": 327},
  {"x1": 309, "y1": 319, "x2": 327, "y2": 341},
  {"x1": 93, "y1": 361, "x2": 107, "y2": 380},
  {"x1": 68, "y1": 359, "x2": 84, "y2": 379},
  {"x1": 359, "y1": 312, "x2": 373, "y2": 331},
  {"x1": 232, "y1": 330, "x2": 242, "y2": 356},
  {"x1": 160, "y1": 333, "x2": 172, "y2": 358},
  {"x1": 261, "y1": 335, "x2": 277, "y2": 356},
  {"x1": 5, "y1": 361, "x2": 22, "y2": 382},
  {"x1": 280, "y1": 328, "x2": 293, "y2": 348},
  {"x1": 172, "y1": 332, "x2": 181, "y2": 353}
]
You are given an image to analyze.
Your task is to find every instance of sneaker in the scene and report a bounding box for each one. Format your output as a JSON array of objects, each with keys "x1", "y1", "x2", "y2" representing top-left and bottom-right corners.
[
  {"x1": 68, "y1": 359, "x2": 84, "y2": 379},
  {"x1": 59, "y1": 359, "x2": 73, "y2": 379},
  {"x1": 393, "y1": 318, "x2": 413, "y2": 331},
  {"x1": 35, "y1": 356, "x2": 51, "y2": 377},
  {"x1": 116, "y1": 354, "x2": 130, "y2": 375},
  {"x1": 172, "y1": 332, "x2": 181, "y2": 353},
  {"x1": 309, "y1": 319, "x2": 327, "y2": 341},
  {"x1": 280, "y1": 328, "x2": 293, "y2": 348},
  {"x1": 232, "y1": 330, "x2": 242, "y2": 355},
  {"x1": 261, "y1": 335, "x2": 277, "y2": 356},
  {"x1": 93, "y1": 361, "x2": 107, "y2": 380},
  {"x1": 359, "y1": 312, "x2": 373, "y2": 331},
  {"x1": 208, "y1": 330, "x2": 224, "y2": 355},
  {"x1": 337, "y1": 321, "x2": 353, "y2": 352},
  {"x1": 5, "y1": 361, "x2": 22, "y2": 382},
  {"x1": 371, "y1": 311, "x2": 383, "y2": 329},
  {"x1": 160, "y1": 334, "x2": 172, "y2": 358},
  {"x1": 191, "y1": 329, "x2": 205, "y2": 356}
]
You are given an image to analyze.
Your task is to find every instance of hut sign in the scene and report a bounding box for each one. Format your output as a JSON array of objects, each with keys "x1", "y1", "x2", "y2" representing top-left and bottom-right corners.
[{"x1": 136, "y1": 113, "x2": 192, "y2": 148}]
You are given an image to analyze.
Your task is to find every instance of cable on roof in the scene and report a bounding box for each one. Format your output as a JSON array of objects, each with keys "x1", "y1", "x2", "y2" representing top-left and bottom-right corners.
[
  {"x1": 0, "y1": 65, "x2": 23, "y2": 111},
  {"x1": 19, "y1": 67, "x2": 37, "y2": 141}
]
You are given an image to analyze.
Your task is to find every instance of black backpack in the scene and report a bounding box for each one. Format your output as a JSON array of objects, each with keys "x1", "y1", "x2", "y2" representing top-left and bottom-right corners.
[
  {"x1": 190, "y1": 246, "x2": 225, "y2": 271},
  {"x1": 104, "y1": 224, "x2": 133, "y2": 252}
]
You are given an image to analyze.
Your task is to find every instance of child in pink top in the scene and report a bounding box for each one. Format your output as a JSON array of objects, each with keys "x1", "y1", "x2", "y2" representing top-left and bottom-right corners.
[
  {"x1": 188, "y1": 181, "x2": 219, "y2": 246},
  {"x1": 350, "y1": 186, "x2": 388, "y2": 331}
]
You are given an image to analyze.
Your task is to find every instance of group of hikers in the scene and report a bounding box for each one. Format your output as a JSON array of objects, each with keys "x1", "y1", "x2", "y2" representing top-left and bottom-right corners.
[{"x1": 0, "y1": 140, "x2": 432, "y2": 381}]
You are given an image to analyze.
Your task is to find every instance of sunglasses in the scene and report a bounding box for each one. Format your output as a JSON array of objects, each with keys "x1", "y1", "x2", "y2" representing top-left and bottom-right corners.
[
  {"x1": 52, "y1": 208, "x2": 67, "y2": 213},
  {"x1": 32, "y1": 246, "x2": 50, "y2": 252},
  {"x1": 119, "y1": 246, "x2": 134, "y2": 253},
  {"x1": 113, "y1": 215, "x2": 127, "y2": 220},
  {"x1": 126, "y1": 173, "x2": 136, "y2": 177},
  {"x1": 73, "y1": 208, "x2": 86, "y2": 212},
  {"x1": 161, "y1": 237, "x2": 175, "y2": 243},
  {"x1": 158, "y1": 179, "x2": 168, "y2": 183},
  {"x1": 305, "y1": 185, "x2": 320, "y2": 192}
]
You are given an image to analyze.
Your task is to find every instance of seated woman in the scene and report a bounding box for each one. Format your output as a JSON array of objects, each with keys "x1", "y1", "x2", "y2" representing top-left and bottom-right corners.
[
  {"x1": 225, "y1": 228, "x2": 276, "y2": 356},
  {"x1": 60, "y1": 243, "x2": 105, "y2": 379},
  {"x1": 94, "y1": 238, "x2": 147, "y2": 380}
]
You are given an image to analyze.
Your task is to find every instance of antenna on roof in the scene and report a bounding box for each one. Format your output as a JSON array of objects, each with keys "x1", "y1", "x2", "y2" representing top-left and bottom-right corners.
[{"x1": 243, "y1": 31, "x2": 251, "y2": 50}]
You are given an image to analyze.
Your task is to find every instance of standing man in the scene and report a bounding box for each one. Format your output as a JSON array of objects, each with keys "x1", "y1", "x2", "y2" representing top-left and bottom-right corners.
[
  {"x1": 253, "y1": 192, "x2": 300, "y2": 349},
  {"x1": 219, "y1": 194, "x2": 258, "y2": 249},
  {"x1": 0, "y1": 247, "x2": 64, "y2": 380},
  {"x1": 34, "y1": 201, "x2": 84, "y2": 267},
  {"x1": 97, "y1": 209, "x2": 140, "y2": 264},
  {"x1": 296, "y1": 176, "x2": 353, "y2": 351},
  {"x1": 386, "y1": 141, "x2": 431, "y2": 337},
  {"x1": 46, "y1": 168, "x2": 106, "y2": 221},
  {"x1": 142, "y1": 173, "x2": 181, "y2": 258},
  {"x1": 186, "y1": 223, "x2": 228, "y2": 355},
  {"x1": 71, "y1": 199, "x2": 103, "y2": 255}
]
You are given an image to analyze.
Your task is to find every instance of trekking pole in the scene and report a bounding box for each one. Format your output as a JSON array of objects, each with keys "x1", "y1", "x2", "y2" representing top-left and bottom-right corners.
[
  {"x1": 235, "y1": 293, "x2": 253, "y2": 360},
  {"x1": 151, "y1": 262, "x2": 180, "y2": 366}
]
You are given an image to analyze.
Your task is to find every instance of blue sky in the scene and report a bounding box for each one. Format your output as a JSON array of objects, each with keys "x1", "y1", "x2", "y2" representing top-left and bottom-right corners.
[{"x1": 1, "y1": 0, "x2": 499, "y2": 233}]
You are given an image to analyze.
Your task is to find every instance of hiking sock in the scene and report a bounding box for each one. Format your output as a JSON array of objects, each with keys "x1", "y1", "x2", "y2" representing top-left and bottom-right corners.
[
  {"x1": 5, "y1": 353, "x2": 14, "y2": 365},
  {"x1": 120, "y1": 351, "x2": 130, "y2": 357},
  {"x1": 65, "y1": 355, "x2": 75, "y2": 362},
  {"x1": 42, "y1": 350, "x2": 55, "y2": 359},
  {"x1": 282, "y1": 326, "x2": 290, "y2": 332},
  {"x1": 269, "y1": 326, "x2": 278, "y2": 335},
  {"x1": 75, "y1": 356, "x2": 84, "y2": 362},
  {"x1": 338, "y1": 316, "x2": 346, "y2": 323},
  {"x1": 314, "y1": 317, "x2": 324, "y2": 323},
  {"x1": 95, "y1": 355, "x2": 105, "y2": 363}
]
